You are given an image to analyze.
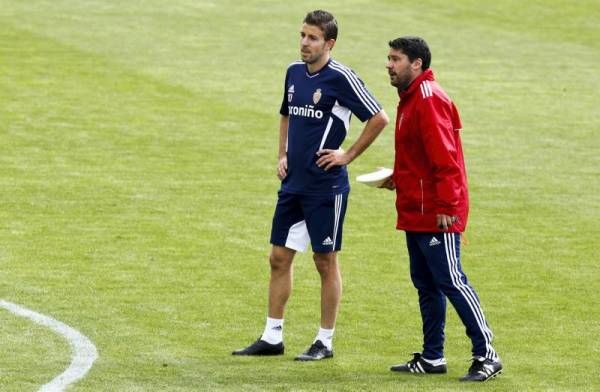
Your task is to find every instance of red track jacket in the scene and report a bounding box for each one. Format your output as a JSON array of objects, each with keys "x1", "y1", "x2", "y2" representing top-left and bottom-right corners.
[{"x1": 393, "y1": 69, "x2": 468, "y2": 233}]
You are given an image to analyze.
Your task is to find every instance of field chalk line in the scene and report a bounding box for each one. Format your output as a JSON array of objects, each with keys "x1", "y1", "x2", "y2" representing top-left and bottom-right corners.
[{"x1": 0, "y1": 299, "x2": 98, "y2": 392}]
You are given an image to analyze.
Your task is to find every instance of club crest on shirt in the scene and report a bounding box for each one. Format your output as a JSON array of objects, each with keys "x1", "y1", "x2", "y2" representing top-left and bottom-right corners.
[
  {"x1": 312, "y1": 88, "x2": 322, "y2": 105},
  {"x1": 288, "y1": 85, "x2": 295, "y2": 102}
]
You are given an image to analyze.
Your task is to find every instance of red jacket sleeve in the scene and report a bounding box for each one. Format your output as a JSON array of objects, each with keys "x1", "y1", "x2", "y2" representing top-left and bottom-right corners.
[{"x1": 418, "y1": 95, "x2": 463, "y2": 215}]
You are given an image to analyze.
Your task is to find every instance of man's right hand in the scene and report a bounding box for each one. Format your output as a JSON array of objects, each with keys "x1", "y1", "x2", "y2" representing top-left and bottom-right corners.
[
  {"x1": 379, "y1": 177, "x2": 395, "y2": 190},
  {"x1": 277, "y1": 156, "x2": 288, "y2": 180}
]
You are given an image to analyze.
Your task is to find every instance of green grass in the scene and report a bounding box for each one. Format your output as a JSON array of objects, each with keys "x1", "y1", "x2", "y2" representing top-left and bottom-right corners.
[{"x1": 0, "y1": 0, "x2": 598, "y2": 390}]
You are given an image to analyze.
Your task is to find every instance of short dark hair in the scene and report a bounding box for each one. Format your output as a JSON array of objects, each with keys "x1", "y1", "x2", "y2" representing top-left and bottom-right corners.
[
  {"x1": 304, "y1": 10, "x2": 338, "y2": 41},
  {"x1": 388, "y1": 36, "x2": 431, "y2": 70}
]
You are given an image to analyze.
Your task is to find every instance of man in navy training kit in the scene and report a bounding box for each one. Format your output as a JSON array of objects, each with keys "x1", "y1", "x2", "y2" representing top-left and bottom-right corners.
[
  {"x1": 380, "y1": 36, "x2": 502, "y2": 381},
  {"x1": 232, "y1": 10, "x2": 389, "y2": 360}
]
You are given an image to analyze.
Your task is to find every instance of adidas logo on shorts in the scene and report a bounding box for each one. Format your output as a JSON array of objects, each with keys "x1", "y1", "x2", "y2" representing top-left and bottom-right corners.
[
  {"x1": 322, "y1": 237, "x2": 333, "y2": 246},
  {"x1": 429, "y1": 236, "x2": 441, "y2": 246}
]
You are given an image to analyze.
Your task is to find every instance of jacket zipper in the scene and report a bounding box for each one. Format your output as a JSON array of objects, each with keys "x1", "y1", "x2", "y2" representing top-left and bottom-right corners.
[{"x1": 420, "y1": 178, "x2": 424, "y2": 215}]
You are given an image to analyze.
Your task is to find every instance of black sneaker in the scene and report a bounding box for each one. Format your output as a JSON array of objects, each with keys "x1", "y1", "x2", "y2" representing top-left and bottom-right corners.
[
  {"x1": 294, "y1": 340, "x2": 333, "y2": 361},
  {"x1": 460, "y1": 357, "x2": 502, "y2": 382},
  {"x1": 232, "y1": 338, "x2": 284, "y2": 356},
  {"x1": 390, "y1": 352, "x2": 448, "y2": 374}
]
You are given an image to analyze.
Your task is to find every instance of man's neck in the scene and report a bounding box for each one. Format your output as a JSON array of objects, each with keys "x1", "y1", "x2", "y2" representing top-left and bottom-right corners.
[
  {"x1": 307, "y1": 54, "x2": 330, "y2": 74},
  {"x1": 399, "y1": 71, "x2": 423, "y2": 92}
]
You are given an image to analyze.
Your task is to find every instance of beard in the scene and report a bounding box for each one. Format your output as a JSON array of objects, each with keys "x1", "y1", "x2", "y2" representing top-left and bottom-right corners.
[
  {"x1": 389, "y1": 72, "x2": 413, "y2": 91},
  {"x1": 302, "y1": 51, "x2": 322, "y2": 64},
  {"x1": 301, "y1": 42, "x2": 327, "y2": 65}
]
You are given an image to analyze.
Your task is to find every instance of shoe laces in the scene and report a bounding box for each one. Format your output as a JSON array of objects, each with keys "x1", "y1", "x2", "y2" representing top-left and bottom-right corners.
[
  {"x1": 407, "y1": 352, "x2": 422, "y2": 368},
  {"x1": 306, "y1": 341, "x2": 326, "y2": 355},
  {"x1": 467, "y1": 357, "x2": 487, "y2": 374}
]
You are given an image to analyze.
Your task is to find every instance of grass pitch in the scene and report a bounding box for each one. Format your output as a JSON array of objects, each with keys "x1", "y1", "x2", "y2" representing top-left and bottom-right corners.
[{"x1": 0, "y1": 1, "x2": 598, "y2": 391}]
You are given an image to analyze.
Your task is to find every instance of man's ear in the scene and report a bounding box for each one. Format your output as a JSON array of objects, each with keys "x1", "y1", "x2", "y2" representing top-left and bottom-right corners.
[
  {"x1": 326, "y1": 39, "x2": 336, "y2": 51},
  {"x1": 412, "y1": 58, "x2": 423, "y2": 71}
]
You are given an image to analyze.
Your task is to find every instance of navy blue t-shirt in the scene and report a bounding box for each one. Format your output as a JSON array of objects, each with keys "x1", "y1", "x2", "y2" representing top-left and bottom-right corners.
[{"x1": 279, "y1": 59, "x2": 382, "y2": 195}]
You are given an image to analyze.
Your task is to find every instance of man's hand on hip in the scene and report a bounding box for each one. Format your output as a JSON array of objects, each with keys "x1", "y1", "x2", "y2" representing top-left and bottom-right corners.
[{"x1": 316, "y1": 148, "x2": 349, "y2": 171}]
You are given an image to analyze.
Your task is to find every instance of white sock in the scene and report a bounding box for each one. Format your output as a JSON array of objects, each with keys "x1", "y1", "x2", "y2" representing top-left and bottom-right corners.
[
  {"x1": 260, "y1": 317, "x2": 283, "y2": 344},
  {"x1": 314, "y1": 327, "x2": 334, "y2": 350}
]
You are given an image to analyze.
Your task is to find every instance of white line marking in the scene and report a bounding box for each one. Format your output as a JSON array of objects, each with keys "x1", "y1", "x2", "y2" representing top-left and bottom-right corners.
[{"x1": 0, "y1": 299, "x2": 98, "y2": 392}]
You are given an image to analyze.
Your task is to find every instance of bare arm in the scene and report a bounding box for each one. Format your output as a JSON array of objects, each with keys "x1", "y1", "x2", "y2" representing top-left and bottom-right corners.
[
  {"x1": 277, "y1": 115, "x2": 289, "y2": 180},
  {"x1": 316, "y1": 110, "x2": 389, "y2": 170}
]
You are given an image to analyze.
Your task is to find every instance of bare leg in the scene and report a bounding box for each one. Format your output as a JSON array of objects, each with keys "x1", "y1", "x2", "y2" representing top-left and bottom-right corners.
[
  {"x1": 268, "y1": 245, "x2": 295, "y2": 319},
  {"x1": 313, "y1": 252, "x2": 342, "y2": 329}
]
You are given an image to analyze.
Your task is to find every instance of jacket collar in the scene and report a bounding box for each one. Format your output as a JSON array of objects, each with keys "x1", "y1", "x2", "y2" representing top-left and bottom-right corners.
[{"x1": 399, "y1": 68, "x2": 435, "y2": 100}]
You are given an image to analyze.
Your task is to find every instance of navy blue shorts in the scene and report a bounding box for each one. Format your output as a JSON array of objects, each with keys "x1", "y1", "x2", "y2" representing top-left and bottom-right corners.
[{"x1": 270, "y1": 190, "x2": 349, "y2": 253}]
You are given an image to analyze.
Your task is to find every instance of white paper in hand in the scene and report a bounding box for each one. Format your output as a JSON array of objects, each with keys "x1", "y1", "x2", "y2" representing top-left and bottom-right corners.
[{"x1": 356, "y1": 167, "x2": 393, "y2": 187}]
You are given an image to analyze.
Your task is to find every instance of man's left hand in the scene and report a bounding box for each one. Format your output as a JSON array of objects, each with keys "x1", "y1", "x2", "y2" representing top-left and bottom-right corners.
[
  {"x1": 436, "y1": 214, "x2": 458, "y2": 231},
  {"x1": 316, "y1": 148, "x2": 349, "y2": 171}
]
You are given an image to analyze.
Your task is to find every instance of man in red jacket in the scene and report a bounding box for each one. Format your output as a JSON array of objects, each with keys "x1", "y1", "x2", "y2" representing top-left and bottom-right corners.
[{"x1": 381, "y1": 36, "x2": 502, "y2": 382}]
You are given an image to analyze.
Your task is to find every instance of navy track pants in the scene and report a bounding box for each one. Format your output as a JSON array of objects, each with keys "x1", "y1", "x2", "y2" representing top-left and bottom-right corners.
[{"x1": 406, "y1": 231, "x2": 498, "y2": 361}]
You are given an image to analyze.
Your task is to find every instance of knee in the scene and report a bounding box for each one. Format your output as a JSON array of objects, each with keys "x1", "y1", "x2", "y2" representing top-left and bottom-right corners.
[
  {"x1": 313, "y1": 253, "x2": 337, "y2": 277},
  {"x1": 411, "y1": 277, "x2": 439, "y2": 295},
  {"x1": 410, "y1": 273, "x2": 427, "y2": 290},
  {"x1": 314, "y1": 261, "x2": 329, "y2": 276},
  {"x1": 269, "y1": 250, "x2": 292, "y2": 273}
]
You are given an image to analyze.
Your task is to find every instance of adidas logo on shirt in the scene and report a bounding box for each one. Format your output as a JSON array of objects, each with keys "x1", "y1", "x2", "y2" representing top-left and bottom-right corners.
[
  {"x1": 322, "y1": 237, "x2": 333, "y2": 246},
  {"x1": 429, "y1": 236, "x2": 441, "y2": 246}
]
